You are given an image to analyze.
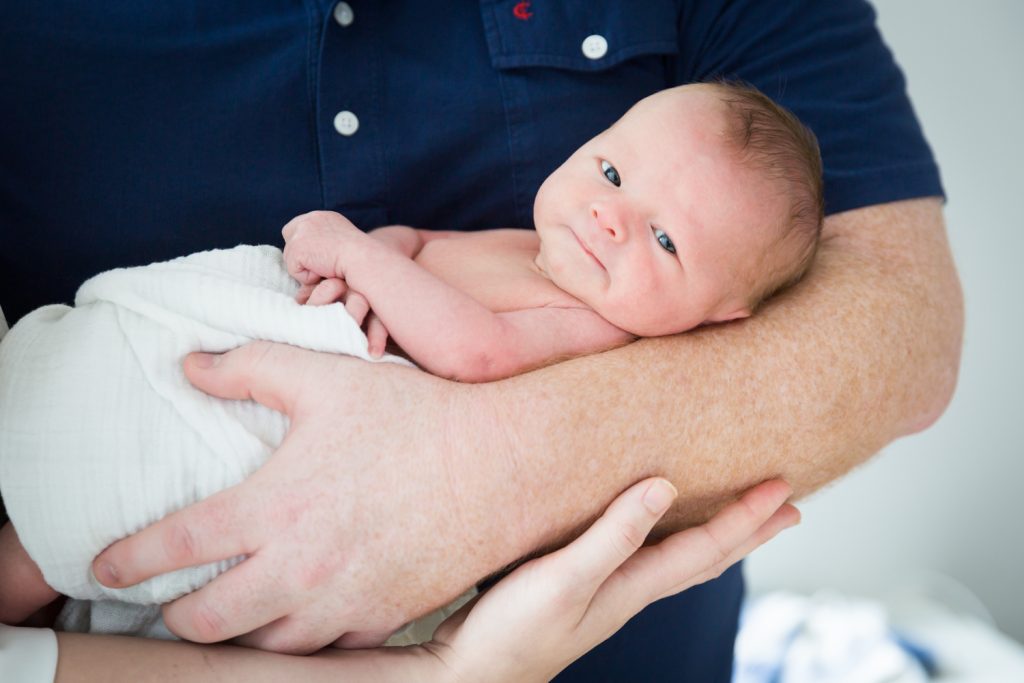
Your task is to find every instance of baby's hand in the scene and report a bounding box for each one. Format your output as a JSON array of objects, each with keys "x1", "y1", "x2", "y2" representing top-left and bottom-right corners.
[
  {"x1": 365, "y1": 312, "x2": 390, "y2": 358},
  {"x1": 297, "y1": 277, "x2": 347, "y2": 306},
  {"x1": 298, "y1": 277, "x2": 375, "y2": 328},
  {"x1": 282, "y1": 210, "x2": 364, "y2": 286}
]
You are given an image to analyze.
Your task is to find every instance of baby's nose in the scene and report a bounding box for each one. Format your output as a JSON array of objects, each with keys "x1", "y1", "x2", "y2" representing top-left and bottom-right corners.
[{"x1": 592, "y1": 207, "x2": 629, "y2": 242}]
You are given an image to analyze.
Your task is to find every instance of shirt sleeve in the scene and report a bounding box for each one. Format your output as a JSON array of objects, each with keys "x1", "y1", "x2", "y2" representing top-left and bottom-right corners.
[
  {"x1": 676, "y1": 0, "x2": 945, "y2": 215},
  {"x1": 0, "y1": 626, "x2": 58, "y2": 683}
]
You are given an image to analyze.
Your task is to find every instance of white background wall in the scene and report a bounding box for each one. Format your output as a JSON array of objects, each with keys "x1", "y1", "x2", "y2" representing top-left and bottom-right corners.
[{"x1": 746, "y1": 0, "x2": 1024, "y2": 642}]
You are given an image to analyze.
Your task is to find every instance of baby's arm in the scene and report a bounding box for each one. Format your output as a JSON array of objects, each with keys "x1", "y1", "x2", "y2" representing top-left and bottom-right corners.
[
  {"x1": 366, "y1": 225, "x2": 466, "y2": 259},
  {"x1": 282, "y1": 212, "x2": 633, "y2": 381},
  {"x1": 290, "y1": 222, "x2": 472, "y2": 355},
  {"x1": 0, "y1": 522, "x2": 59, "y2": 624}
]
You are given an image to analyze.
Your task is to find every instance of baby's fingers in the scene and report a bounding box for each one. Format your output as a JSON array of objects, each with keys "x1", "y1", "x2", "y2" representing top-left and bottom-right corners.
[
  {"x1": 295, "y1": 284, "x2": 314, "y2": 304},
  {"x1": 306, "y1": 278, "x2": 347, "y2": 306},
  {"x1": 282, "y1": 243, "x2": 322, "y2": 286},
  {"x1": 366, "y1": 313, "x2": 389, "y2": 358},
  {"x1": 282, "y1": 241, "x2": 326, "y2": 286},
  {"x1": 344, "y1": 291, "x2": 370, "y2": 326}
]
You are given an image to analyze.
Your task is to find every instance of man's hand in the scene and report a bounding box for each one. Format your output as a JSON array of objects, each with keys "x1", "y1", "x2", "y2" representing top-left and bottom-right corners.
[
  {"x1": 63, "y1": 479, "x2": 797, "y2": 683},
  {"x1": 91, "y1": 343, "x2": 510, "y2": 654}
]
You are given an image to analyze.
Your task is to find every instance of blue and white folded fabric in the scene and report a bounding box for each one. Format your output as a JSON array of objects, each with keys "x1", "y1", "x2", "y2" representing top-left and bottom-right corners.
[{"x1": 733, "y1": 591, "x2": 931, "y2": 683}]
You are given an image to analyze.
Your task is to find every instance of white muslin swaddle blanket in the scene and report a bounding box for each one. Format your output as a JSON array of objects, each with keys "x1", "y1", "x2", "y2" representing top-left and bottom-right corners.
[{"x1": 0, "y1": 245, "x2": 468, "y2": 642}]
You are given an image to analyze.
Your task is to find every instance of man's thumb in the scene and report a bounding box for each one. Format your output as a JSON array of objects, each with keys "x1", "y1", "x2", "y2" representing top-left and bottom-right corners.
[{"x1": 183, "y1": 341, "x2": 300, "y2": 415}]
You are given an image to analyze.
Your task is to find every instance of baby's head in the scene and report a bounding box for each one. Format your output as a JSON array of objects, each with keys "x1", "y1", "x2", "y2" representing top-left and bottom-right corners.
[{"x1": 533, "y1": 81, "x2": 823, "y2": 336}]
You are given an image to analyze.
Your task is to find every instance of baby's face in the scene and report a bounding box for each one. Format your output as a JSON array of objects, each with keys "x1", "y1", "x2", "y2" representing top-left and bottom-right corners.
[{"x1": 533, "y1": 84, "x2": 785, "y2": 336}]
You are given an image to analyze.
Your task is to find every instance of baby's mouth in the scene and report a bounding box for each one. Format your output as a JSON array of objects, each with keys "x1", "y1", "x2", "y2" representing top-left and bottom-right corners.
[{"x1": 572, "y1": 228, "x2": 605, "y2": 270}]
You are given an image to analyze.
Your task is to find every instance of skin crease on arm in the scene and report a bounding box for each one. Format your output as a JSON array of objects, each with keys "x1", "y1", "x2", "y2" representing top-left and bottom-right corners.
[{"x1": 463, "y1": 197, "x2": 963, "y2": 553}]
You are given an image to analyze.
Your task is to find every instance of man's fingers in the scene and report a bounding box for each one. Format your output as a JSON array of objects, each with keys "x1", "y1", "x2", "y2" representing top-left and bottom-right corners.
[
  {"x1": 306, "y1": 277, "x2": 347, "y2": 306},
  {"x1": 230, "y1": 610, "x2": 386, "y2": 654},
  {"x1": 92, "y1": 489, "x2": 253, "y2": 589},
  {"x1": 162, "y1": 554, "x2": 292, "y2": 644},
  {"x1": 551, "y1": 478, "x2": 676, "y2": 600},
  {"x1": 332, "y1": 629, "x2": 396, "y2": 649},
  {"x1": 183, "y1": 342, "x2": 311, "y2": 415},
  {"x1": 230, "y1": 613, "x2": 344, "y2": 654}
]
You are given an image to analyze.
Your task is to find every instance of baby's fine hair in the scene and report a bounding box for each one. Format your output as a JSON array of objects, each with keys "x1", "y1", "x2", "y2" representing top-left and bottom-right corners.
[{"x1": 711, "y1": 79, "x2": 824, "y2": 309}]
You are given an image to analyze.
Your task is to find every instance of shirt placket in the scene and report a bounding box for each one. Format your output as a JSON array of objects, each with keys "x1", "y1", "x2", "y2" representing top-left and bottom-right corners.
[{"x1": 316, "y1": 0, "x2": 390, "y2": 229}]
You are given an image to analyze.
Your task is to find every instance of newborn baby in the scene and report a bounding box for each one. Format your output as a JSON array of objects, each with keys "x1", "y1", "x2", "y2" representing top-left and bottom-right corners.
[
  {"x1": 0, "y1": 81, "x2": 822, "y2": 643},
  {"x1": 283, "y1": 80, "x2": 823, "y2": 381}
]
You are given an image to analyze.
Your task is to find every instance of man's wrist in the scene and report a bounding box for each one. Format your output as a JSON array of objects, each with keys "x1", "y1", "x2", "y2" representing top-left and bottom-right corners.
[{"x1": 436, "y1": 378, "x2": 539, "y2": 575}]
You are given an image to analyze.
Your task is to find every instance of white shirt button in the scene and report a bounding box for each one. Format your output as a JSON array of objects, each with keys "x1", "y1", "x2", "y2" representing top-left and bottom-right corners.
[
  {"x1": 581, "y1": 34, "x2": 608, "y2": 60},
  {"x1": 333, "y1": 111, "x2": 359, "y2": 136},
  {"x1": 333, "y1": 2, "x2": 354, "y2": 27}
]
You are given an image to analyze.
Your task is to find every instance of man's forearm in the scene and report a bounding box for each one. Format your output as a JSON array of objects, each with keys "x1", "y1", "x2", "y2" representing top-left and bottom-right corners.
[{"x1": 457, "y1": 198, "x2": 962, "y2": 559}]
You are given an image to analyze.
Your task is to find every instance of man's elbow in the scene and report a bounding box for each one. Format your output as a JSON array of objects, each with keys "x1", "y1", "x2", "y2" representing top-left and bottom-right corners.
[
  {"x1": 901, "y1": 268, "x2": 964, "y2": 436},
  {"x1": 904, "y1": 355, "x2": 960, "y2": 435}
]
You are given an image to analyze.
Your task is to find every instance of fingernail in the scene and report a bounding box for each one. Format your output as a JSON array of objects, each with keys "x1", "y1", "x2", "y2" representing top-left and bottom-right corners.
[
  {"x1": 642, "y1": 480, "x2": 678, "y2": 514},
  {"x1": 191, "y1": 352, "x2": 220, "y2": 369},
  {"x1": 95, "y1": 561, "x2": 120, "y2": 587}
]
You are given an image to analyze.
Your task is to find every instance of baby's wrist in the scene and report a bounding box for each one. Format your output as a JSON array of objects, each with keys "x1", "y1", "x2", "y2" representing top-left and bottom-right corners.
[
  {"x1": 368, "y1": 225, "x2": 417, "y2": 257},
  {"x1": 333, "y1": 229, "x2": 380, "y2": 277}
]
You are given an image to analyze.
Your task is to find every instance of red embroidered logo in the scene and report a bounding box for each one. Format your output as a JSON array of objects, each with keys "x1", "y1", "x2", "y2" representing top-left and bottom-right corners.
[{"x1": 513, "y1": 1, "x2": 532, "y2": 21}]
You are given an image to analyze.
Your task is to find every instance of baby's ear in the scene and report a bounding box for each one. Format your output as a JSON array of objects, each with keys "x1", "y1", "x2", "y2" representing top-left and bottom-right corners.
[{"x1": 706, "y1": 305, "x2": 751, "y2": 324}]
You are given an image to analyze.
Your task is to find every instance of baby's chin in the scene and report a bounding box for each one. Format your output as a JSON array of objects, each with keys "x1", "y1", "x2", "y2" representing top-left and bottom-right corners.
[{"x1": 604, "y1": 308, "x2": 705, "y2": 338}]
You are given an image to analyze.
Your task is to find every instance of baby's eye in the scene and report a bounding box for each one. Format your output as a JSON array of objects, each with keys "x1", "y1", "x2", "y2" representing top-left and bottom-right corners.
[
  {"x1": 600, "y1": 160, "x2": 621, "y2": 187},
  {"x1": 653, "y1": 227, "x2": 676, "y2": 255}
]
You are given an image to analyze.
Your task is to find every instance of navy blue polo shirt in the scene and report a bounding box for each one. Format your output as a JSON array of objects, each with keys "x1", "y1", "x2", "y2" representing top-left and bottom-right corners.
[{"x1": 1, "y1": 0, "x2": 941, "y2": 680}]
